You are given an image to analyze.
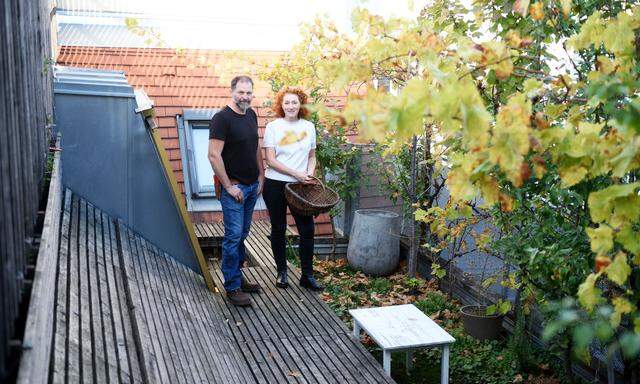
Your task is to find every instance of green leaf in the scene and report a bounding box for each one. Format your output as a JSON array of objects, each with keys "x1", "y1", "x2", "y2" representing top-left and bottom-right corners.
[
  {"x1": 620, "y1": 333, "x2": 640, "y2": 359},
  {"x1": 573, "y1": 324, "x2": 595, "y2": 351},
  {"x1": 498, "y1": 300, "x2": 512, "y2": 314},
  {"x1": 414, "y1": 208, "x2": 428, "y2": 222},
  {"x1": 431, "y1": 263, "x2": 447, "y2": 279}
]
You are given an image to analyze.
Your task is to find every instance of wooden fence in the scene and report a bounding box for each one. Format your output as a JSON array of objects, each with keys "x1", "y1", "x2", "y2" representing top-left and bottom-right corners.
[{"x1": 0, "y1": 0, "x2": 54, "y2": 379}]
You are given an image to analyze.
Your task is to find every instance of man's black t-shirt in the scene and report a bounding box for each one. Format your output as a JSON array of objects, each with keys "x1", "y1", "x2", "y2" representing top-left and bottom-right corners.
[{"x1": 209, "y1": 106, "x2": 259, "y2": 185}]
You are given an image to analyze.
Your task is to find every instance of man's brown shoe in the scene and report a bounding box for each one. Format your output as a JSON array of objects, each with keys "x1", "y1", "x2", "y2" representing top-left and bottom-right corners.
[
  {"x1": 227, "y1": 289, "x2": 251, "y2": 306},
  {"x1": 241, "y1": 277, "x2": 261, "y2": 293}
]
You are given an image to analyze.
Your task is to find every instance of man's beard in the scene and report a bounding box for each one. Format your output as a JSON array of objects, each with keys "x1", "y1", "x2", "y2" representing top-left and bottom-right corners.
[{"x1": 235, "y1": 100, "x2": 250, "y2": 112}]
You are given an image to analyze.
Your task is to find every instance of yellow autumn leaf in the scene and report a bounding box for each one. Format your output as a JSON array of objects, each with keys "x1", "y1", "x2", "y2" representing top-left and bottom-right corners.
[
  {"x1": 560, "y1": 0, "x2": 571, "y2": 18},
  {"x1": 602, "y1": 11, "x2": 635, "y2": 56},
  {"x1": 606, "y1": 252, "x2": 631, "y2": 286},
  {"x1": 577, "y1": 272, "x2": 603, "y2": 311},
  {"x1": 610, "y1": 297, "x2": 635, "y2": 328},
  {"x1": 558, "y1": 163, "x2": 588, "y2": 188},
  {"x1": 588, "y1": 182, "x2": 640, "y2": 223},
  {"x1": 565, "y1": 122, "x2": 602, "y2": 158},
  {"x1": 447, "y1": 166, "x2": 477, "y2": 202},
  {"x1": 586, "y1": 225, "x2": 614, "y2": 255},
  {"x1": 479, "y1": 41, "x2": 513, "y2": 80},
  {"x1": 530, "y1": 2, "x2": 544, "y2": 21},
  {"x1": 567, "y1": 11, "x2": 604, "y2": 51},
  {"x1": 489, "y1": 93, "x2": 531, "y2": 185}
]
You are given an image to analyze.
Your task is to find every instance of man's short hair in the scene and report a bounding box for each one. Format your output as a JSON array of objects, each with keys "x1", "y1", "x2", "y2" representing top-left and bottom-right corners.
[{"x1": 230, "y1": 75, "x2": 254, "y2": 90}]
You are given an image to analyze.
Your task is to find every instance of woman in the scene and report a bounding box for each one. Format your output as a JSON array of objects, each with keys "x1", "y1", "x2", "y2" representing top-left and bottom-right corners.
[{"x1": 262, "y1": 86, "x2": 324, "y2": 291}]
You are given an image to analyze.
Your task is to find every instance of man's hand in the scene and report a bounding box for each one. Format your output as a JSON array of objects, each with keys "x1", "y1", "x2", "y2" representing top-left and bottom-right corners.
[
  {"x1": 257, "y1": 175, "x2": 265, "y2": 195},
  {"x1": 225, "y1": 185, "x2": 244, "y2": 202}
]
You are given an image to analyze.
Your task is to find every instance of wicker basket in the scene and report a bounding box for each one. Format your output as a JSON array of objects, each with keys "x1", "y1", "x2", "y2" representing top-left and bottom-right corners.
[{"x1": 285, "y1": 176, "x2": 339, "y2": 217}]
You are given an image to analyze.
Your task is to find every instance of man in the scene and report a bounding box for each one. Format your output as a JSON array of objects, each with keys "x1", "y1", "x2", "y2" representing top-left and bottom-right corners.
[{"x1": 208, "y1": 75, "x2": 264, "y2": 306}]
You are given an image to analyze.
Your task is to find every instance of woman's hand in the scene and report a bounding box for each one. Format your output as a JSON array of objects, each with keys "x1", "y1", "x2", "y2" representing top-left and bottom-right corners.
[{"x1": 294, "y1": 171, "x2": 314, "y2": 184}]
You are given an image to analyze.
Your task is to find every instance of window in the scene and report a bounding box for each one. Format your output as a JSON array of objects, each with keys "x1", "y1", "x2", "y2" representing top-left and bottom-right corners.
[
  {"x1": 177, "y1": 108, "x2": 267, "y2": 212},
  {"x1": 177, "y1": 109, "x2": 220, "y2": 211}
]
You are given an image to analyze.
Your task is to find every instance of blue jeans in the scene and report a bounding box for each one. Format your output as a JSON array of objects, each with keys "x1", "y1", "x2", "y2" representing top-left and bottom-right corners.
[{"x1": 220, "y1": 181, "x2": 259, "y2": 291}]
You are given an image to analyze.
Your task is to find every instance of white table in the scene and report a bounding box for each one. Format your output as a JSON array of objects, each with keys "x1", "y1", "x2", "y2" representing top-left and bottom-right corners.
[{"x1": 349, "y1": 304, "x2": 455, "y2": 383}]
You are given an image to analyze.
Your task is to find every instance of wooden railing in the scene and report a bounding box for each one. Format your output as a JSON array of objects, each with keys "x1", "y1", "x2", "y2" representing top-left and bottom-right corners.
[
  {"x1": 16, "y1": 148, "x2": 62, "y2": 384},
  {"x1": 0, "y1": 0, "x2": 55, "y2": 378}
]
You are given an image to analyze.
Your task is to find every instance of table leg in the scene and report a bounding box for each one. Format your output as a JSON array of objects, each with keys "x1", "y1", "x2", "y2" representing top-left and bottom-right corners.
[
  {"x1": 352, "y1": 320, "x2": 361, "y2": 339},
  {"x1": 406, "y1": 349, "x2": 413, "y2": 373},
  {"x1": 383, "y1": 350, "x2": 391, "y2": 375},
  {"x1": 441, "y1": 345, "x2": 450, "y2": 384}
]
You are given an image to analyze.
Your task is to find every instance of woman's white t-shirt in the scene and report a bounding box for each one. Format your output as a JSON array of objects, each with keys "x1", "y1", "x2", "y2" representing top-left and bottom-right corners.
[{"x1": 263, "y1": 118, "x2": 316, "y2": 182}]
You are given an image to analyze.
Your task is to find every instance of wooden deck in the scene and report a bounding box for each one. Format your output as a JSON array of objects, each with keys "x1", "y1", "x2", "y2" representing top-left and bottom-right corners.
[
  {"x1": 197, "y1": 221, "x2": 395, "y2": 383},
  {"x1": 50, "y1": 191, "x2": 144, "y2": 383},
  {"x1": 21, "y1": 189, "x2": 394, "y2": 383}
]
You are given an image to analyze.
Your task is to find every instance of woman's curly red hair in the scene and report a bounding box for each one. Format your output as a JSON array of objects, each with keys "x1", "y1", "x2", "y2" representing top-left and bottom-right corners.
[{"x1": 273, "y1": 86, "x2": 309, "y2": 119}]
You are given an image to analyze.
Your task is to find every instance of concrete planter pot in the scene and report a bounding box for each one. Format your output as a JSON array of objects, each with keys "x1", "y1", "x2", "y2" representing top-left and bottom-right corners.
[
  {"x1": 347, "y1": 209, "x2": 400, "y2": 276},
  {"x1": 460, "y1": 305, "x2": 504, "y2": 341}
]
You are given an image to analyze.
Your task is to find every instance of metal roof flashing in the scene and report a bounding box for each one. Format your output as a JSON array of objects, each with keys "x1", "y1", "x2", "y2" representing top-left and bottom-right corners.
[{"x1": 53, "y1": 66, "x2": 134, "y2": 98}]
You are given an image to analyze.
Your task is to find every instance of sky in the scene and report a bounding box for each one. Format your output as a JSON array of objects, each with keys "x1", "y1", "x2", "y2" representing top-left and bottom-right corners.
[{"x1": 56, "y1": 0, "x2": 429, "y2": 51}]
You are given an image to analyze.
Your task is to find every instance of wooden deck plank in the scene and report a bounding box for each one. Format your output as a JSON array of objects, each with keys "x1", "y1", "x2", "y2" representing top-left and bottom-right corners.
[
  {"x1": 85, "y1": 203, "x2": 107, "y2": 383},
  {"x1": 241, "y1": 245, "x2": 328, "y2": 338},
  {"x1": 165, "y1": 254, "x2": 258, "y2": 384},
  {"x1": 204, "y1": 267, "x2": 279, "y2": 383},
  {"x1": 119, "y1": 223, "x2": 169, "y2": 383},
  {"x1": 108, "y1": 217, "x2": 144, "y2": 383},
  {"x1": 274, "y1": 337, "x2": 319, "y2": 384},
  {"x1": 241, "y1": 333, "x2": 283, "y2": 383},
  {"x1": 244, "y1": 227, "x2": 349, "y2": 336},
  {"x1": 66, "y1": 194, "x2": 81, "y2": 383},
  {"x1": 320, "y1": 335, "x2": 372, "y2": 383},
  {"x1": 283, "y1": 337, "x2": 331, "y2": 384},
  {"x1": 260, "y1": 338, "x2": 301, "y2": 384},
  {"x1": 102, "y1": 213, "x2": 136, "y2": 383},
  {"x1": 157, "y1": 247, "x2": 221, "y2": 384},
  {"x1": 241, "y1": 268, "x2": 306, "y2": 339},
  {"x1": 78, "y1": 198, "x2": 95, "y2": 383},
  {"x1": 140, "y1": 237, "x2": 205, "y2": 384},
  {"x1": 130, "y1": 230, "x2": 183, "y2": 383},
  {"x1": 51, "y1": 190, "x2": 72, "y2": 384},
  {"x1": 210, "y1": 266, "x2": 278, "y2": 342},
  {"x1": 156, "y1": 253, "x2": 229, "y2": 384},
  {"x1": 334, "y1": 333, "x2": 396, "y2": 384},
  {"x1": 311, "y1": 334, "x2": 360, "y2": 384},
  {"x1": 93, "y1": 207, "x2": 119, "y2": 384}
]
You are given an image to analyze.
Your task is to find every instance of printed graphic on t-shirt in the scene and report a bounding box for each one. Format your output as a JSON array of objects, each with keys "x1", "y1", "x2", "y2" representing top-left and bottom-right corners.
[{"x1": 278, "y1": 130, "x2": 308, "y2": 146}]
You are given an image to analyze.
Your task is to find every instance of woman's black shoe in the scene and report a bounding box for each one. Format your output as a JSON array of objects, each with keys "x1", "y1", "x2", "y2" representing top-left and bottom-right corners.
[
  {"x1": 276, "y1": 271, "x2": 289, "y2": 288},
  {"x1": 299, "y1": 275, "x2": 324, "y2": 291}
]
